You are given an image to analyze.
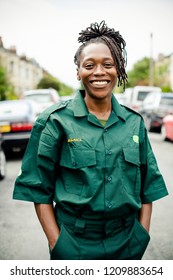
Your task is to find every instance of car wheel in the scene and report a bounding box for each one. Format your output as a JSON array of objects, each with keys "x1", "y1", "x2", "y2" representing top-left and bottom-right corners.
[
  {"x1": 161, "y1": 124, "x2": 167, "y2": 141},
  {"x1": 0, "y1": 150, "x2": 6, "y2": 180}
]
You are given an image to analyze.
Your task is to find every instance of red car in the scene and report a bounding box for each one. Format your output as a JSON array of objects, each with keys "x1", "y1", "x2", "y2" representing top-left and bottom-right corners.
[{"x1": 161, "y1": 114, "x2": 173, "y2": 141}]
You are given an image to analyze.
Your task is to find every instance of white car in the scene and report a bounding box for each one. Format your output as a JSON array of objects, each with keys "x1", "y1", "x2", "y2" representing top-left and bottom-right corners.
[
  {"x1": 124, "y1": 86, "x2": 162, "y2": 111},
  {"x1": 22, "y1": 88, "x2": 60, "y2": 114},
  {"x1": 0, "y1": 133, "x2": 6, "y2": 180}
]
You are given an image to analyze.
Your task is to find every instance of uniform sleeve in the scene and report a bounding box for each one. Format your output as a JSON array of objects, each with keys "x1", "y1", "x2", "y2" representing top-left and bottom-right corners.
[
  {"x1": 13, "y1": 114, "x2": 64, "y2": 203},
  {"x1": 139, "y1": 122, "x2": 168, "y2": 203}
]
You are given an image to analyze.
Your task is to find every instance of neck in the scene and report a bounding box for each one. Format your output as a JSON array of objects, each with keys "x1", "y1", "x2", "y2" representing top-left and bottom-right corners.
[{"x1": 84, "y1": 95, "x2": 112, "y2": 120}]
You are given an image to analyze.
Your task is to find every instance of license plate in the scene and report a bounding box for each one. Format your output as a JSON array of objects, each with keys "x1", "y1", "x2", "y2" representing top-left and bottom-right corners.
[{"x1": 0, "y1": 125, "x2": 11, "y2": 133}]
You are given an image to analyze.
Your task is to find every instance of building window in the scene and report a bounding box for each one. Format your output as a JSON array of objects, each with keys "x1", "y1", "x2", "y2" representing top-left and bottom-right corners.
[
  {"x1": 9, "y1": 61, "x2": 14, "y2": 73},
  {"x1": 26, "y1": 68, "x2": 29, "y2": 79}
]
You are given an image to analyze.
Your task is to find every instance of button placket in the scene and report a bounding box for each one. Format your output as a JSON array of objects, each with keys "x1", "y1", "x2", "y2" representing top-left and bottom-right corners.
[
  {"x1": 103, "y1": 127, "x2": 114, "y2": 212},
  {"x1": 107, "y1": 176, "x2": 112, "y2": 182}
]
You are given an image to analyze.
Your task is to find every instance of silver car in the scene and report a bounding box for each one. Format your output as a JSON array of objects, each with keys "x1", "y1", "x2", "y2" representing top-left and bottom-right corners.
[
  {"x1": 0, "y1": 133, "x2": 6, "y2": 180},
  {"x1": 0, "y1": 99, "x2": 38, "y2": 153},
  {"x1": 22, "y1": 88, "x2": 60, "y2": 114}
]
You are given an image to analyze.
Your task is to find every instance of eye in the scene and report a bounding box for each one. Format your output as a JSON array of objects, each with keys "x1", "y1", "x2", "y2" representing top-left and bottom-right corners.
[
  {"x1": 104, "y1": 62, "x2": 114, "y2": 68},
  {"x1": 85, "y1": 63, "x2": 94, "y2": 69}
]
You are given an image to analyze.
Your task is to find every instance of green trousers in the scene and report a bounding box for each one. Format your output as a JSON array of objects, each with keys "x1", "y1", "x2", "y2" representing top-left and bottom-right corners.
[{"x1": 50, "y1": 208, "x2": 150, "y2": 260}]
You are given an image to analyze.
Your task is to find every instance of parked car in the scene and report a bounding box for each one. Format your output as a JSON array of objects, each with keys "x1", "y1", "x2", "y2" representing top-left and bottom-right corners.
[
  {"x1": 114, "y1": 93, "x2": 127, "y2": 105},
  {"x1": 0, "y1": 133, "x2": 6, "y2": 180},
  {"x1": 0, "y1": 99, "x2": 38, "y2": 153},
  {"x1": 139, "y1": 92, "x2": 173, "y2": 132},
  {"x1": 161, "y1": 114, "x2": 173, "y2": 141},
  {"x1": 124, "y1": 86, "x2": 161, "y2": 111},
  {"x1": 22, "y1": 88, "x2": 60, "y2": 114}
]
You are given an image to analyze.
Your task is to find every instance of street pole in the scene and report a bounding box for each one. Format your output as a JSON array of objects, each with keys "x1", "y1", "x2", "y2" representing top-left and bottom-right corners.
[{"x1": 149, "y1": 32, "x2": 154, "y2": 86}]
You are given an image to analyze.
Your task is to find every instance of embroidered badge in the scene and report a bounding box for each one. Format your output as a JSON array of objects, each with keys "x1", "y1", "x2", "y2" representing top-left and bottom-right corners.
[
  {"x1": 68, "y1": 138, "x2": 82, "y2": 143},
  {"x1": 133, "y1": 135, "x2": 139, "y2": 143}
]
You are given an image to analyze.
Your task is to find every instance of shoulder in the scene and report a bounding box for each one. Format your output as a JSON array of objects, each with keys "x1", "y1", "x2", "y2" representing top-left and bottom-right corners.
[
  {"x1": 122, "y1": 105, "x2": 143, "y2": 119},
  {"x1": 36, "y1": 99, "x2": 71, "y2": 125}
]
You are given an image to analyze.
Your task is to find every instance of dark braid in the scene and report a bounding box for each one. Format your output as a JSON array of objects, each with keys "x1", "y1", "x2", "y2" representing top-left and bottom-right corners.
[{"x1": 74, "y1": 21, "x2": 128, "y2": 90}]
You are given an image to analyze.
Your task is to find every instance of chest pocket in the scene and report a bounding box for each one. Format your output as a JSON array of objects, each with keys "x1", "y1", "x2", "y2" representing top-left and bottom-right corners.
[
  {"x1": 60, "y1": 148, "x2": 96, "y2": 169},
  {"x1": 122, "y1": 147, "x2": 141, "y2": 195},
  {"x1": 60, "y1": 147, "x2": 97, "y2": 197}
]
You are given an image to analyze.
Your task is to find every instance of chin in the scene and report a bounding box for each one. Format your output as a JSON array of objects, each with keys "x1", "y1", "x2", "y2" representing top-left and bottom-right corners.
[{"x1": 87, "y1": 87, "x2": 112, "y2": 98}]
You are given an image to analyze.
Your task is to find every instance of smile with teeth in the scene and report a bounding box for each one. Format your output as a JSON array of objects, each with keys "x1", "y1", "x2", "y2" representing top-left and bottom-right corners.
[{"x1": 91, "y1": 81, "x2": 109, "y2": 85}]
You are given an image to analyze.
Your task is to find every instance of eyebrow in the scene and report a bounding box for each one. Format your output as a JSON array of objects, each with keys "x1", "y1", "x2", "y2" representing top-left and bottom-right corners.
[{"x1": 83, "y1": 56, "x2": 114, "y2": 62}]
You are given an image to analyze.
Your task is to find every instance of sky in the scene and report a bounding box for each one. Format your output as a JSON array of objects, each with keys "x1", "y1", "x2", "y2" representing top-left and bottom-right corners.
[{"x1": 0, "y1": 0, "x2": 173, "y2": 89}]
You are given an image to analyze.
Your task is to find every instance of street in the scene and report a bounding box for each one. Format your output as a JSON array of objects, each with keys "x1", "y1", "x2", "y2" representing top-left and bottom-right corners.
[{"x1": 0, "y1": 132, "x2": 173, "y2": 260}]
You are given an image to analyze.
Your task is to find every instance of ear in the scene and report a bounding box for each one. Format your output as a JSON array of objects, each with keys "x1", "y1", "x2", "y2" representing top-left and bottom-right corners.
[{"x1": 76, "y1": 69, "x2": 81, "y2": 81}]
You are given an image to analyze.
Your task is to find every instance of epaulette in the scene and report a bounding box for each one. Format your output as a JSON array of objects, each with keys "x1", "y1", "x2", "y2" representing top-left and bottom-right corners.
[
  {"x1": 36, "y1": 100, "x2": 70, "y2": 126},
  {"x1": 122, "y1": 105, "x2": 143, "y2": 119}
]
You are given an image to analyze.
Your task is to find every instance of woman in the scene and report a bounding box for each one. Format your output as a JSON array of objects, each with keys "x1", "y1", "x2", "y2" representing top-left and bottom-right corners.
[{"x1": 13, "y1": 21, "x2": 168, "y2": 260}]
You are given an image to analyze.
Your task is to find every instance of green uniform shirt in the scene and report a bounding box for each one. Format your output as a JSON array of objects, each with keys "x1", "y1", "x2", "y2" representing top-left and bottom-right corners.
[{"x1": 13, "y1": 90, "x2": 168, "y2": 219}]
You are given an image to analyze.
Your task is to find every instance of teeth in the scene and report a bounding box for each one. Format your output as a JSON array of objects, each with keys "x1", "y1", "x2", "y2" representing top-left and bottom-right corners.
[{"x1": 92, "y1": 81, "x2": 108, "y2": 85}]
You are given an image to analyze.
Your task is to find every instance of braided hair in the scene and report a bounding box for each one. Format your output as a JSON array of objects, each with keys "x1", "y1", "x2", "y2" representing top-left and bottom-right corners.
[{"x1": 74, "y1": 21, "x2": 128, "y2": 90}]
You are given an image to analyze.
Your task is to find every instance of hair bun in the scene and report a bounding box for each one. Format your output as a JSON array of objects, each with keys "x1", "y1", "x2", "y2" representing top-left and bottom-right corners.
[
  {"x1": 78, "y1": 21, "x2": 125, "y2": 51},
  {"x1": 78, "y1": 20, "x2": 114, "y2": 43}
]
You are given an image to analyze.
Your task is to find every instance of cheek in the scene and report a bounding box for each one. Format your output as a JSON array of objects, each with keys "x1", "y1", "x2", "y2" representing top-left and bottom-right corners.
[{"x1": 78, "y1": 70, "x2": 89, "y2": 81}]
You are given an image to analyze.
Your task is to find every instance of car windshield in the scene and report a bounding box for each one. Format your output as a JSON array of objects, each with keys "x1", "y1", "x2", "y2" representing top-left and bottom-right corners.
[
  {"x1": 25, "y1": 94, "x2": 52, "y2": 103},
  {"x1": 160, "y1": 97, "x2": 173, "y2": 106},
  {"x1": 137, "y1": 91, "x2": 150, "y2": 101}
]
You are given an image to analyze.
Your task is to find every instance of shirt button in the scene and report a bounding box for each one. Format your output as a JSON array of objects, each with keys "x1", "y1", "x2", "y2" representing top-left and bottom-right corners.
[
  {"x1": 107, "y1": 176, "x2": 112, "y2": 182},
  {"x1": 104, "y1": 128, "x2": 108, "y2": 132},
  {"x1": 106, "y1": 202, "x2": 113, "y2": 208},
  {"x1": 72, "y1": 161, "x2": 76, "y2": 166},
  {"x1": 108, "y1": 150, "x2": 112, "y2": 155}
]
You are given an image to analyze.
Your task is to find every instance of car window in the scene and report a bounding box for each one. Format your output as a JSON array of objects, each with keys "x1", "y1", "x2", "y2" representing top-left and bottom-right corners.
[
  {"x1": 137, "y1": 91, "x2": 150, "y2": 101},
  {"x1": 24, "y1": 94, "x2": 52, "y2": 103},
  {"x1": 160, "y1": 97, "x2": 173, "y2": 106},
  {"x1": 143, "y1": 93, "x2": 157, "y2": 105}
]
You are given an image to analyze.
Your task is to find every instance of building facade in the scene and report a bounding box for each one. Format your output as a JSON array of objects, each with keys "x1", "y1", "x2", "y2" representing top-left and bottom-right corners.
[
  {"x1": 154, "y1": 53, "x2": 173, "y2": 91},
  {"x1": 0, "y1": 37, "x2": 44, "y2": 97}
]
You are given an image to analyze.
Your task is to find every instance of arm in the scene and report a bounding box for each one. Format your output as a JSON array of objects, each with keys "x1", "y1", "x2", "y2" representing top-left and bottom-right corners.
[
  {"x1": 138, "y1": 202, "x2": 152, "y2": 233},
  {"x1": 34, "y1": 203, "x2": 60, "y2": 250}
]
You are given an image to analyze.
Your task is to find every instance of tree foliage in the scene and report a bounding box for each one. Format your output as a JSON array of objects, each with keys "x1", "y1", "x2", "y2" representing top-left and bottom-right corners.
[
  {"x1": 37, "y1": 75, "x2": 74, "y2": 96},
  {"x1": 59, "y1": 82, "x2": 74, "y2": 96},
  {"x1": 127, "y1": 57, "x2": 150, "y2": 87},
  {"x1": 154, "y1": 61, "x2": 172, "y2": 91},
  {"x1": 0, "y1": 66, "x2": 17, "y2": 100},
  {"x1": 37, "y1": 75, "x2": 61, "y2": 92},
  {"x1": 126, "y1": 56, "x2": 172, "y2": 91}
]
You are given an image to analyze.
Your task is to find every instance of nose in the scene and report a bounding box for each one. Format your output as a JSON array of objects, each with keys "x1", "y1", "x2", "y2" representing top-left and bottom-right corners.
[{"x1": 93, "y1": 64, "x2": 105, "y2": 75}]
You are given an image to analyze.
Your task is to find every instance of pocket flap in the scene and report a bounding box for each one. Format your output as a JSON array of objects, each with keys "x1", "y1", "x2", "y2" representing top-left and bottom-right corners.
[
  {"x1": 60, "y1": 148, "x2": 96, "y2": 169},
  {"x1": 123, "y1": 147, "x2": 140, "y2": 166}
]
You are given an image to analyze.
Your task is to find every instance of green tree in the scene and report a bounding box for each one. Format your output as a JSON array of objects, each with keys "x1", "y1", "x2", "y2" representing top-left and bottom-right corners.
[
  {"x1": 59, "y1": 82, "x2": 74, "y2": 96},
  {"x1": 127, "y1": 57, "x2": 150, "y2": 87},
  {"x1": 37, "y1": 75, "x2": 61, "y2": 92},
  {"x1": 0, "y1": 66, "x2": 16, "y2": 100},
  {"x1": 154, "y1": 61, "x2": 172, "y2": 91},
  {"x1": 37, "y1": 75, "x2": 74, "y2": 96}
]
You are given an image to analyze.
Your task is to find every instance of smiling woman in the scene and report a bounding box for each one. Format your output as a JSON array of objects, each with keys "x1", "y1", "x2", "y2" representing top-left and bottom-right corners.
[
  {"x1": 74, "y1": 21, "x2": 127, "y2": 90},
  {"x1": 13, "y1": 20, "x2": 168, "y2": 260}
]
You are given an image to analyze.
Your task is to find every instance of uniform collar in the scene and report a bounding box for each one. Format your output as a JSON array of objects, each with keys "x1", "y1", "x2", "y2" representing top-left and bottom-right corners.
[
  {"x1": 73, "y1": 90, "x2": 88, "y2": 117},
  {"x1": 73, "y1": 90, "x2": 127, "y2": 122},
  {"x1": 111, "y1": 94, "x2": 127, "y2": 122}
]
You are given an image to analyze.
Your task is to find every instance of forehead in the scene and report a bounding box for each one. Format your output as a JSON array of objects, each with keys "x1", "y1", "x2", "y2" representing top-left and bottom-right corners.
[{"x1": 80, "y1": 42, "x2": 113, "y2": 61}]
